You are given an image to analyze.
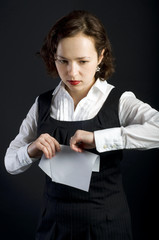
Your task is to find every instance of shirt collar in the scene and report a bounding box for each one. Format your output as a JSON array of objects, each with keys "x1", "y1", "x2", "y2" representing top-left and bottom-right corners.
[
  {"x1": 91, "y1": 78, "x2": 108, "y2": 94},
  {"x1": 52, "y1": 81, "x2": 65, "y2": 96},
  {"x1": 52, "y1": 78, "x2": 108, "y2": 98}
]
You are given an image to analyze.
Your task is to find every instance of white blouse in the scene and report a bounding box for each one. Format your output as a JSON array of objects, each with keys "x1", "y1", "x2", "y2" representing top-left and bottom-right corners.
[{"x1": 4, "y1": 79, "x2": 159, "y2": 174}]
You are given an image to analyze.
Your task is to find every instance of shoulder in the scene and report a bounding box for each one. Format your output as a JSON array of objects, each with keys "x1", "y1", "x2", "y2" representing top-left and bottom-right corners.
[
  {"x1": 119, "y1": 91, "x2": 137, "y2": 107},
  {"x1": 37, "y1": 89, "x2": 55, "y2": 116},
  {"x1": 38, "y1": 81, "x2": 62, "y2": 101},
  {"x1": 38, "y1": 89, "x2": 54, "y2": 99},
  {"x1": 106, "y1": 81, "x2": 136, "y2": 103},
  {"x1": 38, "y1": 87, "x2": 58, "y2": 105}
]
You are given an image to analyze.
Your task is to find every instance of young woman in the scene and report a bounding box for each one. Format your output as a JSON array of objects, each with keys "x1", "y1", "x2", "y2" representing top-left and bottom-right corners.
[{"x1": 4, "y1": 10, "x2": 159, "y2": 240}]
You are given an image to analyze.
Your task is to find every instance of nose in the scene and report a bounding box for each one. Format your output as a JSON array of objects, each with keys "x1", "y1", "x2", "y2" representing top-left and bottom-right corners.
[{"x1": 67, "y1": 62, "x2": 78, "y2": 78}]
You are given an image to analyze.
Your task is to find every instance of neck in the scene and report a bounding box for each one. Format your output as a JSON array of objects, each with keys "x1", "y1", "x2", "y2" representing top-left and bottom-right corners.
[
  {"x1": 67, "y1": 88, "x2": 88, "y2": 109},
  {"x1": 65, "y1": 78, "x2": 96, "y2": 109}
]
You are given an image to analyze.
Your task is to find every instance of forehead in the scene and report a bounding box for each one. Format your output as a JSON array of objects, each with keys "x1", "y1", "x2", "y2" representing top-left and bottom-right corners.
[{"x1": 56, "y1": 33, "x2": 97, "y2": 58}]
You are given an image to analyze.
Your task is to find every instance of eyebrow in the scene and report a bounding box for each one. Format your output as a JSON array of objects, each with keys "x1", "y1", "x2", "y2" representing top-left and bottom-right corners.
[{"x1": 56, "y1": 55, "x2": 91, "y2": 60}]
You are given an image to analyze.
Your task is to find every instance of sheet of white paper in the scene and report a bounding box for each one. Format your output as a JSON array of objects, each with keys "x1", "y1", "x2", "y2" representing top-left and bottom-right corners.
[
  {"x1": 38, "y1": 145, "x2": 100, "y2": 191},
  {"x1": 39, "y1": 157, "x2": 51, "y2": 177},
  {"x1": 39, "y1": 156, "x2": 56, "y2": 182}
]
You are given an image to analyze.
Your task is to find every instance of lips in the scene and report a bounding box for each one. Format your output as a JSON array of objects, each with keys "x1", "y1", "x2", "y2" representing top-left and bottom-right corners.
[{"x1": 67, "y1": 80, "x2": 81, "y2": 85}]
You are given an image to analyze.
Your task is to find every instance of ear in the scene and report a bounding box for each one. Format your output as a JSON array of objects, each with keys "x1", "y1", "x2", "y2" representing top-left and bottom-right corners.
[{"x1": 98, "y1": 49, "x2": 105, "y2": 65}]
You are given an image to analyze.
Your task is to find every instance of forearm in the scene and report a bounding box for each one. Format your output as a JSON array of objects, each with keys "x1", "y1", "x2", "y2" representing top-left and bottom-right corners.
[
  {"x1": 4, "y1": 143, "x2": 38, "y2": 174},
  {"x1": 94, "y1": 122, "x2": 159, "y2": 153},
  {"x1": 93, "y1": 91, "x2": 159, "y2": 153}
]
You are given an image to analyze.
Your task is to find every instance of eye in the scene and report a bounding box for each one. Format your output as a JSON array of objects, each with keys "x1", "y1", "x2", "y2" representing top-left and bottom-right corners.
[
  {"x1": 56, "y1": 59, "x2": 68, "y2": 64},
  {"x1": 79, "y1": 60, "x2": 88, "y2": 64}
]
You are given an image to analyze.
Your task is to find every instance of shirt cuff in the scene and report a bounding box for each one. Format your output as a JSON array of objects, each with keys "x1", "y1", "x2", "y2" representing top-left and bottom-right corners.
[
  {"x1": 94, "y1": 127, "x2": 124, "y2": 153},
  {"x1": 17, "y1": 143, "x2": 39, "y2": 165}
]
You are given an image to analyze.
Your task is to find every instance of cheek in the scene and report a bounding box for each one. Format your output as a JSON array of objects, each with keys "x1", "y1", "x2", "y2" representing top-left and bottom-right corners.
[
  {"x1": 86, "y1": 63, "x2": 97, "y2": 75},
  {"x1": 56, "y1": 65, "x2": 65, "y2": 76}
]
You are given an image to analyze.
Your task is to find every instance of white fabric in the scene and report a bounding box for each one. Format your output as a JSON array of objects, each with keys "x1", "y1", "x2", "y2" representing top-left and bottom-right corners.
[{"x1": 4, "y1": 79, "x2": 159, "y2": 174}]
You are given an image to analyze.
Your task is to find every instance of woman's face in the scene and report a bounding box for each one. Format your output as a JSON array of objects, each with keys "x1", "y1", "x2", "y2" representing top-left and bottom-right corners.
[{"x1": 55, "y1": 32, "x2": 103, "y2": 97}]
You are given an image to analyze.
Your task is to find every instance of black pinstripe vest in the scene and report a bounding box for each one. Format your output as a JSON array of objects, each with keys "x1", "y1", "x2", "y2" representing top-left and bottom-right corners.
[{"x1": 35, "y1": 87, "x2": 133, "y2": 240}]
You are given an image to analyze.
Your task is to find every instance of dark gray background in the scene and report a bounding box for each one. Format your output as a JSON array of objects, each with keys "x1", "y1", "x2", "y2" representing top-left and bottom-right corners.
[{"x1": 0, "y1": 0, "x2": 158, "y2": 239}]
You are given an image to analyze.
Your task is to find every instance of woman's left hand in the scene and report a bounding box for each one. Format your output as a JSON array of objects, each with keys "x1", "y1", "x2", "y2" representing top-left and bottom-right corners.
[{"x1": 70, "y1": 130, "x2": 95, "y2": 153}]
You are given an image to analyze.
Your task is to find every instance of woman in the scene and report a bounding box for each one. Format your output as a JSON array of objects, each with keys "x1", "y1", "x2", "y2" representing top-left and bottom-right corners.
[{"x1": 4, "y1": 10, "x2": 159, "y2": 240}]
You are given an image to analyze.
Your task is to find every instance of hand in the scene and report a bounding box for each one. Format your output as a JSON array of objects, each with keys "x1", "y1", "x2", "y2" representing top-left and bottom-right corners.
[
  {"x1": 27, "y1": 133, "x2": 61, "y2": 159},
  {"x1": 70, "y1": 130, "x2": 95, "y2": 153}
]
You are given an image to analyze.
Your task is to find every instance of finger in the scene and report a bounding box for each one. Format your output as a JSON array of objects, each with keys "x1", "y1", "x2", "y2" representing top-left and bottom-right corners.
[
  {"x1": 39, "y1": 137, "x2": 53, "y2": 158},
  {"x1": 51, "y1": 137, "x2": 61, "y2": 152},
  {"x1": 45, "y1": 137, "x2": 61, "y2": 157},
  {"x1": 45, "y1": 137, "x2": 56, "y2": 157},
  {"x1": 70, "y1": 136, "x2": 83, "y2": 153},
  {"x1": 36, "y1": 141, "x2": 50, "y2": 159},
  {"x1": 42, "y1": 135, "x2": 61, "y2": 158}
]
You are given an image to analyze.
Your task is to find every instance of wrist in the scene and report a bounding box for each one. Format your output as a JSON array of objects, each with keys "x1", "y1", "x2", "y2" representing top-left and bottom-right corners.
[{"x1": 27, "y1": 142, "x2": 42, "y2": 158}]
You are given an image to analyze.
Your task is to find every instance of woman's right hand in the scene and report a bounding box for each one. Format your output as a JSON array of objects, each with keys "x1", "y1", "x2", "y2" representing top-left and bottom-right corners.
[{"x1": 27, "y1": 133, "x2": 61, "y2": 159}]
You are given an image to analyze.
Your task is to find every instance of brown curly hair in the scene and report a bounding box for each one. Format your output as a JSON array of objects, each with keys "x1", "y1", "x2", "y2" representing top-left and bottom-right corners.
[{"x1": 38, "y1": 10, "x2": 115, "y2": 80}]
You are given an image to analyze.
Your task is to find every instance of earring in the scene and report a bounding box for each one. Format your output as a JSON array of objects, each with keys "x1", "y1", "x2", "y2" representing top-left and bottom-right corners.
[{"x1": 96, "y1": 66, "x2": 100, "y2": 72}]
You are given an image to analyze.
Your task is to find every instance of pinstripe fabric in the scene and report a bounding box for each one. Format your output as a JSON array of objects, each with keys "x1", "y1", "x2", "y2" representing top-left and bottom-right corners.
[{"x1": 35, "y1": 88, "x2": 133, "y2": 240}]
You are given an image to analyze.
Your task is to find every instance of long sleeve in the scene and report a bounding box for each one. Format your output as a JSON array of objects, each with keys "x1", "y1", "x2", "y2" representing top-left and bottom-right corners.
[
  {"x1": 4, "y1": 98, "x2": 39, "y2": 174},
  {"x1": 94, "y1": 91, "x2": 159, "y2": 152}
]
